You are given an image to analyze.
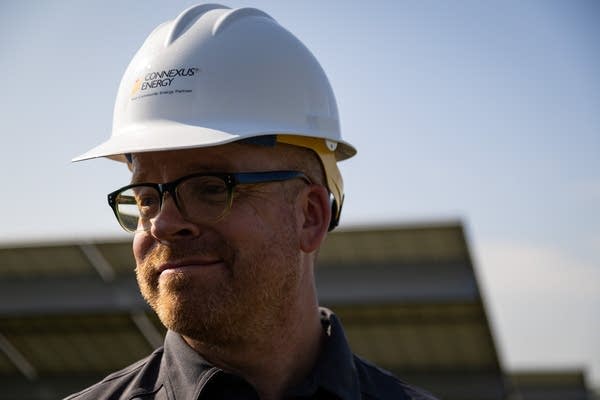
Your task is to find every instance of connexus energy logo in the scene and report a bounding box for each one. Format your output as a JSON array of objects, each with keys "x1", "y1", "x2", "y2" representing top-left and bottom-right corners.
[{"x1": 130, "y1": 67, "x2": 200, "y2": 99}]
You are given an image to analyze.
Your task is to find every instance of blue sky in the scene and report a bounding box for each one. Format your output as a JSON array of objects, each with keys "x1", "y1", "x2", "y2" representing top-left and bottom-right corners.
[{"x1": 1, "y1": 0, "x2": 599, "y2": 388}]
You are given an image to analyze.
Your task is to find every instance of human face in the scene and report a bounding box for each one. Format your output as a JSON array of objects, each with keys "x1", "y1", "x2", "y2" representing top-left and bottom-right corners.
[{"x1": 131, "y1": 143, "x2": 309, "y2": 347}]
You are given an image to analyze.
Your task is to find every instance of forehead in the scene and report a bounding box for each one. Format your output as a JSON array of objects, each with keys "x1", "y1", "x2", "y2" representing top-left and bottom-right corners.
[{"x1": 130, "y1": 142, "x2": 297, "y2": 182}]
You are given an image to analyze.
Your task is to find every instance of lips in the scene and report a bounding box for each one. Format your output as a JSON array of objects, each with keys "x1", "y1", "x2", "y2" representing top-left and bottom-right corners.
[{"x1": 158, "y1": 259, "x2": 225, "y2": 275}]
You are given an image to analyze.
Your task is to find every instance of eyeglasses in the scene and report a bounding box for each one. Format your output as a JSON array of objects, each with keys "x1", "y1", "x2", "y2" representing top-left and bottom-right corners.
[{"x1": 107, "y1": 170, "x2": 310, "y2": 233}]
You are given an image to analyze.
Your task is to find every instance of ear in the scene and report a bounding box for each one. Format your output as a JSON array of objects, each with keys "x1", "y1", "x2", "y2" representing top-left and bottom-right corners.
[{"x1": 298, "y1": 184, "x2": 331, "y2": 253}]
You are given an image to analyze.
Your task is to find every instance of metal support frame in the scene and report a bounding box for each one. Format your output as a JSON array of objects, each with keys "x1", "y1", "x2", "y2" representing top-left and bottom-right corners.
[
  {"x1": 0, "y1": 276, "x2": 146, "y2": 316},
  {"x1": 0, "y1": 333, "x2": 37, "y2": 381},
  {"x1": 316, "y1": 262, "x2": 480, "y2": 304},
  {"x1": 131, "y1": 312, "x2": 164, "y2": 349},
  {"x1": 79, "y1": 243, "x2": 116, "y2": 282}
]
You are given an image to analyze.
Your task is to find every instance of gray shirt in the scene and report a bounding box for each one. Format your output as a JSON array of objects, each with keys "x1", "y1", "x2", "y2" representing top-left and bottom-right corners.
[{"x1": 65, "y1": 309, "x2": 439, "y2": 399}]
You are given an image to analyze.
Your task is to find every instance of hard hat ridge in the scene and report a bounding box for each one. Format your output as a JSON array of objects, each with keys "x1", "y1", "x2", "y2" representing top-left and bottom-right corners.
[
  {"x1": 212, "y1": 7, "x2": 274, "y2": 36},
  {"x1": 165, "y1": 4, "x2": 230, "y2": 46}
]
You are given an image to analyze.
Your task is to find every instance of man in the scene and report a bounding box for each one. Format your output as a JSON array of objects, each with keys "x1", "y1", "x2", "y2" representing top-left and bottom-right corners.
[{"x1": 68, "y1": 4, "x2": 438, "y2": 400}]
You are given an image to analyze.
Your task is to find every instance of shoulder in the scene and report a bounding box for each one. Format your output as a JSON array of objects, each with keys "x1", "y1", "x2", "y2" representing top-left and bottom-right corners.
[
  {"x1": 354, "y1": 355, "x2": 441, "y2": 400},
  {"x1": 63, "y1": 347, "x2": 165, "y2": 400}
]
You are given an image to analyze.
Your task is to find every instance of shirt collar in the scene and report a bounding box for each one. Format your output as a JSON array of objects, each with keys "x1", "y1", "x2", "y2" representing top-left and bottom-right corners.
[
  {"x1": 162, "y1": 308, "x2": 361, "y2": 400},
  {"x1": 163, "y1": 330, "x2": 216, "y2": 400},
  {"x1": 286, "y1": 307, "x2": 361, "y2": 400}
]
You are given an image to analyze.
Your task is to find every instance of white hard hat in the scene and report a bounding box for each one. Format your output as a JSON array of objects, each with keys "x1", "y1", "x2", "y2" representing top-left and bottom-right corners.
[{"x1": 73, "y1": 4, "x2": 356, "y2": 229}]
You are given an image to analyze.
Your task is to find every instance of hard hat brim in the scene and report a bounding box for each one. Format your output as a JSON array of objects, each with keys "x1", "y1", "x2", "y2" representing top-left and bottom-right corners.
[{"x1": 72, "y1": 120, "x2": 356, "y2": 163}]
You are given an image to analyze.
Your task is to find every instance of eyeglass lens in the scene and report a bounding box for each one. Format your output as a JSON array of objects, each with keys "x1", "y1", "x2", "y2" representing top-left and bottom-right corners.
[{"x1": 115, "y1": 176, "x2": 231, "y2": 232}]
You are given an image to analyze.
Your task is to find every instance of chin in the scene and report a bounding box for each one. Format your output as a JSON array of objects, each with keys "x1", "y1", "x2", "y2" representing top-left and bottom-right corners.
[{"x1": 157, "y1": 298, "x2": 246, "y2": 348}]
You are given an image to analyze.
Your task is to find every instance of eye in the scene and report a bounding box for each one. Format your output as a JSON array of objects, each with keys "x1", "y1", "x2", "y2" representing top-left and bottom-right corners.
[
  {"x1": 198, "y1": 183, "x2": 227, "y2": 196},
  {"x1": 132, "y1": 187, "x2": 160, "y2": 217},
  {"x1": 138, "y1": 195, "x2": 158, "y2": 207},
  {"x1": 178, "y1": 177, "x2": 228, "y2": 208},
  {"x1": 188, "y1": 177, "x2": 226, "y2": 195}
]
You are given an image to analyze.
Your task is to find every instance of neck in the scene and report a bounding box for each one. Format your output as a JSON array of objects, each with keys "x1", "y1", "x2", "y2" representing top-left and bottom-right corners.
[{"x1": 183, "y1": 285, "x2": 324, "y2": 400}]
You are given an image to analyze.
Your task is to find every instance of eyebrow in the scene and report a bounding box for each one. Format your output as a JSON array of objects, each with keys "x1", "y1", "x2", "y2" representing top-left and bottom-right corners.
[{"x1": 130, "y1": 173, "x2": 146, "y2": 185}]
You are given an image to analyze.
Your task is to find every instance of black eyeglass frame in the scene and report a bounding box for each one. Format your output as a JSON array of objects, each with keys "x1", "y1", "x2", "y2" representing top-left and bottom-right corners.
[{"x1": 107, "y1": 170, "x2": 311, "y2": 233}]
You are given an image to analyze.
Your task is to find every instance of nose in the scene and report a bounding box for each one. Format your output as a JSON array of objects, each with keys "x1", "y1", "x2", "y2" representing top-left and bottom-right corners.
[{"x1": 149, "y1": 194, "x2": 201, "y2": 243}]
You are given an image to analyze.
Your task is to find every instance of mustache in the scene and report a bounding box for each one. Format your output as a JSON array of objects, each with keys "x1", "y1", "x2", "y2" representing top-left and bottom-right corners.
[{"x1": 140, "y1": 239, "x2": 233, "y2": 269}]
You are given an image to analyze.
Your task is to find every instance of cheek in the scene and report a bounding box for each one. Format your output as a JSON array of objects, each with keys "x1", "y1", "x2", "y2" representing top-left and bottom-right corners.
[{"x1": 132, "y1": 232, "x2": 153, "y2": 263}]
